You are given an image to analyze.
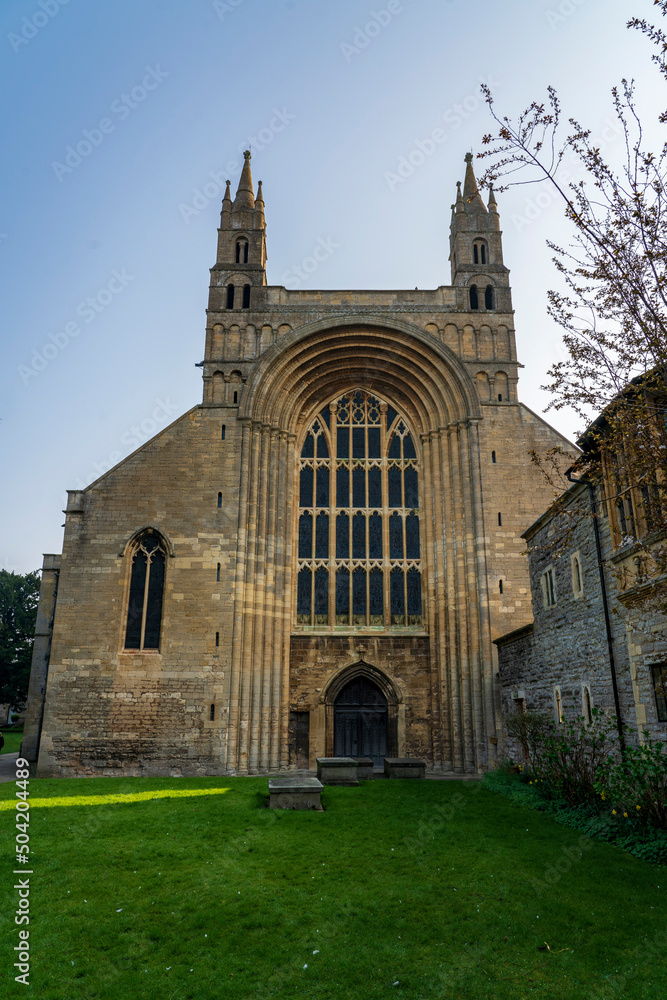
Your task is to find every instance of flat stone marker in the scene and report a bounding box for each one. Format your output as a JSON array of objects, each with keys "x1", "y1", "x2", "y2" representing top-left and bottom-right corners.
[
  {"x1": 268, "y1": 776, "x2": 324, "y2": 810},
  {"x1": 383, "y1": 757, "x2": 426, "y2": 779},
  {"x1": 354, "y1": 757, "x2": 374, "y2": 780},
  {"x1": 316, "y1": 757, "x2": 359, "y2": 786}
]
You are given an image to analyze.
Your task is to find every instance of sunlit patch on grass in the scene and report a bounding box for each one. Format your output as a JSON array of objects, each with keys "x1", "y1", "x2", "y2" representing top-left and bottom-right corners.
[{"x1": 0, "y1": 787, "x2": 230, "y2": 810}]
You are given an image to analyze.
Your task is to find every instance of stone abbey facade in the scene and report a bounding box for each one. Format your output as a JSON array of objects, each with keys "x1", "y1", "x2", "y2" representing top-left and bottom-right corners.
[{"x1": 24, "y1": 152, "x2": 575, "y2": 777}]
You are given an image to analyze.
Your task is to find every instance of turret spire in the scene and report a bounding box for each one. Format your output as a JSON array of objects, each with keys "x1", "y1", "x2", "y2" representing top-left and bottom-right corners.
[
  {"x1": 462, "y1": 152, "x2": 486, "y2": 213},
  {"x1": 449, "y1": 152, "x2": 509, "y2": 297},
  {"x1": 233, "y1": 150, "x2": 255, "y2": 211},
  {"x1": 220, "y1": 179, "x2": 232, "y2": 226},
  {"x1": 255, "y1": 180, "x2": 265, "y2": 225}
]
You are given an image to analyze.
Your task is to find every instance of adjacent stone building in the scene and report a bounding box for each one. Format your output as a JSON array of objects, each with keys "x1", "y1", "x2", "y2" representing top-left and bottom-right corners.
[
  {"x1": 23, "y1": 152, "x2": 575, "y2": 777},
  {"x1": 496, "y1": 471, "x2": 667, "y2": 754}
]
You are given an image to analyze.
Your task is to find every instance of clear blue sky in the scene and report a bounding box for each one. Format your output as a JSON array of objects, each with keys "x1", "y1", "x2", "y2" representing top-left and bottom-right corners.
[{"x1": 0, "y1": 0, "x2": 661, "y2": 572}]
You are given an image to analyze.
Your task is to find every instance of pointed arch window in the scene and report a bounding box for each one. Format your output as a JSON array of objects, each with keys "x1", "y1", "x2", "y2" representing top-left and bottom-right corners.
[
  {"x1": 124, "y1": 530, "x2": 167, "y2": 650},
  {"x1": 296, "y1": 390, "x2": 422, "y2": 630}
]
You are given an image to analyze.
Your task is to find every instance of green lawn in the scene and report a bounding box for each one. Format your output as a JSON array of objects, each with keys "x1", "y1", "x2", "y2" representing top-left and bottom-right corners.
[
  {"x1": 0, "y1": 728, "x2": 22, "y2": 754},
  {"x1": 1, "y1": 776, "x2": 665, "y2": 999}
]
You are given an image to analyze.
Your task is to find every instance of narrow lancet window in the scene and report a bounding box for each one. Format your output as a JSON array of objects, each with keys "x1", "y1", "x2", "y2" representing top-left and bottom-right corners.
[
  {"x1": 469, "y1": 285, "x2": 479, "y2": 310},
  {"x1": 242, "y1": 284, "x2": 251, "y2": 309},
  {"x1": 226, "y1": 284, "x2": 235, "y2": 309},
  {"x1": 485, "y1": 285, "x2": 494, "y2": 310},
  {"x1": 124, "y1": 531, "x2": 166, "y2": 651}
]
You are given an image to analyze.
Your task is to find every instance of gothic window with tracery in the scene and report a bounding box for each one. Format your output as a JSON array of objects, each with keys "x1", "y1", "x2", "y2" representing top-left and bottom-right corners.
[
  {"x1": 124, "y1": 530, "x2": 167, "y2": 650},
  {"x1": 296, "y1": 390, "x2": 422, "y2": 629}
]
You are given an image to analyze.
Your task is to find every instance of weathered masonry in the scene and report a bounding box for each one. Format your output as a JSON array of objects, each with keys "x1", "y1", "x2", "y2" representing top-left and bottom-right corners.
[{"x1": 24, "y1": 152, "x2": 574, "y2": 777}]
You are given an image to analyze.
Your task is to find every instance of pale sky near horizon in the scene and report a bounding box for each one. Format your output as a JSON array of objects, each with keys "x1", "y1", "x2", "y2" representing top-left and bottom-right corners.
[{"x1": 1, "y1": 0, "x2": 663, "y2": 573}]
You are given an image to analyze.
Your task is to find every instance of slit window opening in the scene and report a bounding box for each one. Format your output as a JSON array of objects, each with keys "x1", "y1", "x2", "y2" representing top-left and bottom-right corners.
[
  {"x1": 215, "y1": 632, "x2": 220, "y2": 647},
  {"x1": 492, "y1": 450, "x2": 496, "y2": 463},
  {"x1": 217, "y1": 492, "x2": 222, "y2": 508},
  {"x1": 221, "y1": 424, "x2": 226, "y2": 440},
  {"x1": 582, "y1": 686, "x2": 592, "y2": 724},
  {"x1": 216, "y1": 563, "x2": 221, "y2": 582},
  {"x1": 233, "y1": 391, "x2": 238, "y2": 404},
  {"x1": 210, "y1": 704, "x2": 215, "y2": 721},
  {"x1": 554, "y1": 687, "x2": 563, "y2": 723}
]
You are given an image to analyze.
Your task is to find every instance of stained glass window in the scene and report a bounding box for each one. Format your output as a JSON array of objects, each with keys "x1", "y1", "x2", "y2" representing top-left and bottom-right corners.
[{"x1": 296, "y1": 390, "x2": 423, "y2": 628}]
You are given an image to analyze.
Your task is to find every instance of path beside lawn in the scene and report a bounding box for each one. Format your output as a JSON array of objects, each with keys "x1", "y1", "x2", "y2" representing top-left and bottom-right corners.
[{"x1": 1, "y1": 775, "x2": 665, "y2": 999}]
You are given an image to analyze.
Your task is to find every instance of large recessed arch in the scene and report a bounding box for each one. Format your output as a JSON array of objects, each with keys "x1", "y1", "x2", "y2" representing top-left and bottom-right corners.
[
  {"x1": 226, "y1": 314, "x2": 494, "y2": 777},
  {"x1": 240, "y1": 315, "x2": 481, "y2": 434}
]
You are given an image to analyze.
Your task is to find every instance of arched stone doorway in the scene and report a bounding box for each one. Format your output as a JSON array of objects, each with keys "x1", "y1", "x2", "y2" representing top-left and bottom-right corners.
[
  {"x1": 322, "y1": 660, "x2": 400, "y2": 767},
  {"x1": 334, "y1": 675, "x2": 388, "y2": 766}
]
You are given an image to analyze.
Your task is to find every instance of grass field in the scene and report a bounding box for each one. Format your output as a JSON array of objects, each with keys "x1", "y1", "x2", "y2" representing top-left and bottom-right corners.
[
  {"x1": 1, "y1": 776, "x2": 665, "y2": 999},
  {"x1": 0, "y1": 729, "x2": 23, "y2": 754}
]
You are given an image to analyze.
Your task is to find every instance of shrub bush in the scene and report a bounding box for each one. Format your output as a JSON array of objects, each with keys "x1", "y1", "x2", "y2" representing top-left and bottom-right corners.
[
  {"x1": 596, "y1": 734, "x2": 667, "y2": 828},
  {"x1": 505, "y1": 711, "x2": 551, "y2": 767},
  {"x1": 529, "y1": 707, "x2": 621, "y2": 807}
]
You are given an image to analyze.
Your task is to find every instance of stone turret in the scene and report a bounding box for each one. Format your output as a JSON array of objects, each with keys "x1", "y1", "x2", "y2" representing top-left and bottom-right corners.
[
  {"x1": 213, "y1": 150, "x2": 267, "y2": 291},
  {"x1": 449, "y1": 152, "x2": 511, "y2": 312}
]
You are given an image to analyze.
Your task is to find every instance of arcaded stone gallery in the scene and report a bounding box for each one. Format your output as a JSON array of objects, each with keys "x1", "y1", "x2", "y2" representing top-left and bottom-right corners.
[{"x1": 24, "y1": 152, "x2": 573, "y2": 777}]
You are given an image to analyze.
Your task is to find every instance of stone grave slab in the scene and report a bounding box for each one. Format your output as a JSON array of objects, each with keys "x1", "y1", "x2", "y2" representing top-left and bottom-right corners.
[
  {"x1": 316, "y1": 757, "x2": 359, "y2": 786},
  {"x1": 268, "y1": 776, "x2": 324, "y2": 810},
  {"x1": 354, "y1": 757, "x2": 374, "y2": 780},
  {"x1": 383, "y1": 757, "x2": 426, "y2": 779}
]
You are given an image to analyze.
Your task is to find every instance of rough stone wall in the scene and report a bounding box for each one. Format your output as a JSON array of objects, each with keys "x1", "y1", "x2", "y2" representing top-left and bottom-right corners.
[
  {"x1": 289, "y1": 635, "x2": 433, "y2": 766},
  {"x1": 35, "y1": 407, "x2": 243, "y2": 777},
  {"x1": 496, "y1": 482, "x2": 667, "y2": 752},
  {"x1": 478, "y1": 402, "x2": 575, "y2": 646},
  {"x1": 21, "y1": 554, "x2": 60, "y2": 760},
  {"x1": 615, "y1": 583, "x2": 667, "y2": 737}
]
